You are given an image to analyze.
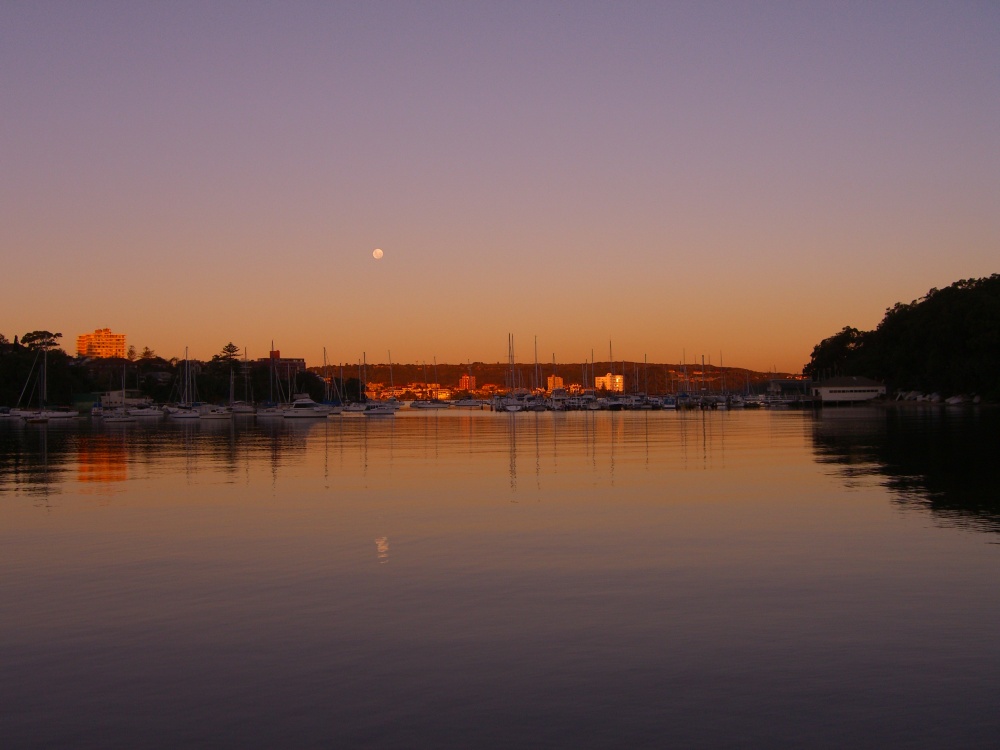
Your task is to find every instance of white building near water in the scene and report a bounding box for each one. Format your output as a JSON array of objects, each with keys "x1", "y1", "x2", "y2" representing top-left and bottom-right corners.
[{"x1": 812, "y1": 376, "x2": 886, "y2": 403}]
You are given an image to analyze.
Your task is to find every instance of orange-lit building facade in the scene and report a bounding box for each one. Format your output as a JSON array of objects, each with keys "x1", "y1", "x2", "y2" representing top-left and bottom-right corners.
[
  {"x1": 594, "y1": 373, "x2": 624, "y2": 393},
  {"x1": 77, "y1": 328, "x2": 126, "y2": 358}
]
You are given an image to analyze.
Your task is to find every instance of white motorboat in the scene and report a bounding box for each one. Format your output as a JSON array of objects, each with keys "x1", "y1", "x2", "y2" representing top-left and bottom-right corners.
[
  {"x1": 39, "y1": 408, "x2": 79, "y2": 419},
  {"x1": 128, "y1": 405, "x2": 164, "y2": 417},
  {"x1": 409, "y1": 399, "x2": 451, "y2": 409},
  {"x1": 165, "y1": 404, "x2": 200, "y2": 419},
  {"x1": 284, "y1": 397, "x2": 330, "y2": 418}
]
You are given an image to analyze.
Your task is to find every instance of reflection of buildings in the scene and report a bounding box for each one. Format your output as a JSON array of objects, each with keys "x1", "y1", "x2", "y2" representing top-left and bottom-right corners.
[
  {"x1": 76, "y1": 328, "x2": 126, "y2": 358},
  {"x1": 375, "y1": 536, "x2": 389, "y2": 563},
  {"x1": 76, "y1": 435, "x2": 128, "y2": 485},
  {"x1": 594, "y1": 373, "x2": 624, "y2": 392}
]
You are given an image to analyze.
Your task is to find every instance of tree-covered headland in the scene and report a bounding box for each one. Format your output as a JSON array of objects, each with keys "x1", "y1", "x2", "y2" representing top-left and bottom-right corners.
[{"x1": 804, "y1": 275, "x2": 1000, "y2": 399}]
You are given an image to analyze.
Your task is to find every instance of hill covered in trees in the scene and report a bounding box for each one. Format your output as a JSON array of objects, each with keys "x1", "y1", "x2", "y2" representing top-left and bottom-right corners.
[{"x1": 804, "y1": 275, "x2": 1000, "y2": 399}]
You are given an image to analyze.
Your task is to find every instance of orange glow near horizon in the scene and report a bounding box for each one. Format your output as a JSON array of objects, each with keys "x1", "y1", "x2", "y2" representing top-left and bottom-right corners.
[{"x1": 2, "y1": 5, "x2": 997, "y2": 373}]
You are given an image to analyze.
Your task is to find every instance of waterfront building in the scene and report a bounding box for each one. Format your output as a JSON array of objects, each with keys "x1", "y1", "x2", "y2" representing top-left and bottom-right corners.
[
  {"x1": 594, "y1": 373, "x2": 624, "y2": 393},
  {"x1": 546, "y1": 374, "x2": 564, "y2": 393},
  {"x1": 77, "y1": 328, "x2": 126, "y2": 359},
  {"x1": 812, "y1": 376, "x2": 886, "y2": 403},
  {"x1": 459, "y1": 374, "x2": 476, "y2": 391}
]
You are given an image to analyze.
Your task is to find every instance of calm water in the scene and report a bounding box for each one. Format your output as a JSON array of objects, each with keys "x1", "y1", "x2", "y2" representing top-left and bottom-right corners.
[{"x1": 2, "y1": 407, "x2": 999, "y2": 748}]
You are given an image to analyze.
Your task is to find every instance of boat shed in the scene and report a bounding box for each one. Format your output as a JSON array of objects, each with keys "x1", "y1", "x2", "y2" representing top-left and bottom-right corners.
[{"x1": 812, "y1": 376, "x2": 886, "y2": 404}]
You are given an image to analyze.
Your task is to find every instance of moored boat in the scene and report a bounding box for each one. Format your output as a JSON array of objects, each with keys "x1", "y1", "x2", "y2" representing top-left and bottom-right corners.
[
  {"x1": 199, "y1": 405, "x2": 233, "y2": 420},
  {"x1": 409, "y1": 399, "x2": 451, "y2": 409},
  {"x1": 284, "y1": 397, "x2": 330, "y2": 418}
]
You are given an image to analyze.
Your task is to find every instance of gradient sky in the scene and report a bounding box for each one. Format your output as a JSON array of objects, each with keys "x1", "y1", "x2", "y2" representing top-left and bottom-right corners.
[{"x1": 3, "y1": 1, "x2": 997, "y2": 372}]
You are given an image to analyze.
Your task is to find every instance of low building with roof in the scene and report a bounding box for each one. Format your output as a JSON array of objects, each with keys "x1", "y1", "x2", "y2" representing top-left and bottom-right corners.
[{"x1": 812, "y1": 376, "x2": 886, "y2": 403}]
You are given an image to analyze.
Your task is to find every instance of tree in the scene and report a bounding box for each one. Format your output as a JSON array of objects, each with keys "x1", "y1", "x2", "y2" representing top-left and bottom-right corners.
[
  {"x1": 21, "y1": 331, "x2": 62, "y2": 350},
  {"x1": 139, "y1": 346, "x2": 157, "y2": 360},
  {"x1": 804, "y1": 275, "x2": 1000, "y2": 398},
  {"x1": 802, "y1": 326, "x2": 866, "y2": 380},
  {"x1": 219, "y1": 342, "x2": 241, "y2": 362},
  {"x1": 127, "y1": 345, "x2": 137, "y2": 361}
]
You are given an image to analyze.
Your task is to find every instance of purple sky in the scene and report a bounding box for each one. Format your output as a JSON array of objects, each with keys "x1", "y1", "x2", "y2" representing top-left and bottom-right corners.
[{"x1": 3, "y1": 1, "x2": 998, "y2": 371}]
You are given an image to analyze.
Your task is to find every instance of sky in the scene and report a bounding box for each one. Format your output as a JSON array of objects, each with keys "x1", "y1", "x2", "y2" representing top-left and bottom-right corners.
[{"x1": 2, "y1": 1, "x2": 998, "y2": 372}]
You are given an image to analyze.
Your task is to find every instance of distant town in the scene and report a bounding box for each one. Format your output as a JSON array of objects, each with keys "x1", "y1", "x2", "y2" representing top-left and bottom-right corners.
[
  {"x1": 0, "y1": 326, "x2": 847, "y2": 417},
  {"x1": 33, "y1": 274, "x2": 1000, "y2": 415},
  {"x1": 73, "y1": 327, "x2": 799, "y2": 401}
]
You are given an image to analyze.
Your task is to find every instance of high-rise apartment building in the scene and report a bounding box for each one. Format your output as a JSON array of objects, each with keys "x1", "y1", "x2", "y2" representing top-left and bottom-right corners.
[
  {"x1": 594, "y1": 373, "x2": 624, "y2": 393},
  {"x1": 459, "y1": 374, "x2": 476, "y2": 391},
  {"x1": 77, "y1": 328, "x2": 126, "y2": 358},
  {"x1": 546, "y1": 374, "x2": 564, "y2": 392}
]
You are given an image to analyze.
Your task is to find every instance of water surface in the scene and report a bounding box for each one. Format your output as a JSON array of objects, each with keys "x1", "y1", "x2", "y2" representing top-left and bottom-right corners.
[{"x1": 2, "y1": 408, "x2": 998, "y2": 748}]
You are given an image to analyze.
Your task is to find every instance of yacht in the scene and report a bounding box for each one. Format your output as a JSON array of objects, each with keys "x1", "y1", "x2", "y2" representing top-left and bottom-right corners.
[
  {"x1": 284, "y1": 397, "x2": 330, "y2": 418},
  {"x1": 409, "y1": 399, "x2": 451, "y2": 409},
  {"x1": 199, "y1": 405, "x2": 233, "y2": 420},
  {"x1": 165, "y1": 404, "x2": 200, "y2": 419},
  {"x1": 128, "y1": 405, "x2": 164, "y2": 417},
  {"x1": 230, "y1": 401, "x2": 256, "y2": 415}
]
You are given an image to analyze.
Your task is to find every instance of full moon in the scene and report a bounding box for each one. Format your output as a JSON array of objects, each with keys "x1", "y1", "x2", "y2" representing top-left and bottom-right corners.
[{"x1": 372, "y1": 248, "x2": 384, "y2": 260}]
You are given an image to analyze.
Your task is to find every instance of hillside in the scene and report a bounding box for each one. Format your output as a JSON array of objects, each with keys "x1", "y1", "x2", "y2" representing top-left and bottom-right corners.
[{"x1": 804, "y1": 275, "x2": 1000, "y2": 398}]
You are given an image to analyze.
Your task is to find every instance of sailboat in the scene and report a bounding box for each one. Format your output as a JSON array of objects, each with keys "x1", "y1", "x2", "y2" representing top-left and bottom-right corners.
[
  {"x1": 231, "y1": 349, "x2": 256, "y2": 414},
  {"x1": 320, "y1": 347, "x2": 343, "y2": 415},
  {"x1": 165, "y1": 348, "x2": 200, "y2": 419},
  {"x1": 496, "y1": 335, "x2": 525, "y2": 412},
  {"x1": 410, "y1": 357, "x2": 451, "y2": 409},
  {"x1": 104, "y1": 365, "x2": 136, "y2": 423},
  {"x1": 16, "y1": 347, "x2": 79, "y2": 421},
  {"x1": 361, "y1": 351, "x2": 398, "y2": 416},
  {"x1": 343, "y1": 354, "x2": 370, "y2": 413}
]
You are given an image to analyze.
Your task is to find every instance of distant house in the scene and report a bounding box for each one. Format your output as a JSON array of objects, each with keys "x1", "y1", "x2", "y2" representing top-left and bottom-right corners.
[{"x1": 812, "y1": 376, "x2": 886, "y2": 403}]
